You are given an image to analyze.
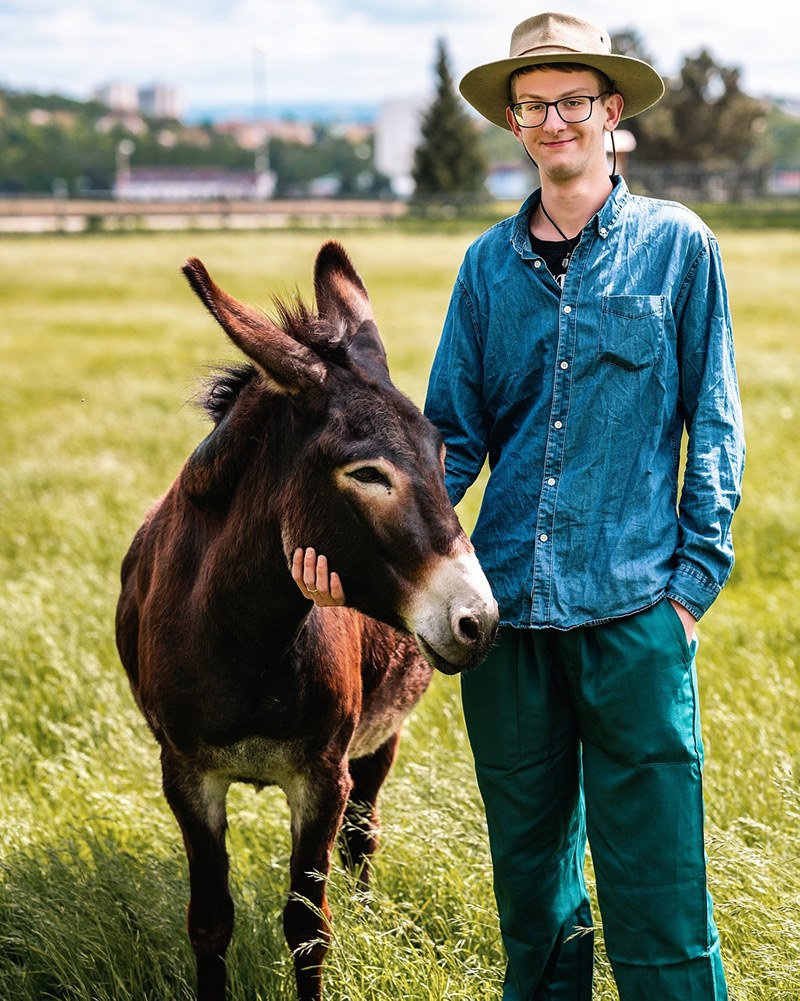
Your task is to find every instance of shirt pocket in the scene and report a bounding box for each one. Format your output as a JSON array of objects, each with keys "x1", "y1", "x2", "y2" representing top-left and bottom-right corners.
[{"x1": 598, "y1": 294, "x2": 665, "y2": 372}]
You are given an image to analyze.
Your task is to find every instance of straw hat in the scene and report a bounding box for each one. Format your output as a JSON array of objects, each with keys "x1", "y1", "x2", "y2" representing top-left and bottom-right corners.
[{"x1": 460, "y1": 11, "x2": 665, "y2": 129}]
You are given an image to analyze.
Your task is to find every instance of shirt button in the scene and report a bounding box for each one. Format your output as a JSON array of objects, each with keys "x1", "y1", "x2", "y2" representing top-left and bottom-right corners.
[
  {"x1": 560, "y1": 361, "x2": 569, "y2": 370},
  {"x1": 563, "y1": 305, "x2": 572, "y2": 314},
  {"x1": 547, "y1": 477, "x2": 556, "y2": 486},
  {"x1": 534, "y1": 259, "x2": 542, "y2": 268},
  {"x1": 554, "y1": 420, "x2": 563, "y2": 429},
  {"x1": 599, "y1": 226, "x2": 608, "y2": 237},
  {"x1": 540, "y1": 534, "x2": 549, "y2": 543}
]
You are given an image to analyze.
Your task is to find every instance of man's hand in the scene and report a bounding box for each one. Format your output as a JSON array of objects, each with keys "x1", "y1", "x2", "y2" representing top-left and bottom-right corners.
[
  {"x1": 668, "y1": 598, "x2": 696, "y2": 644},
  {"x1": 291, "y1": 547, "x2": 346, "y2": 607}
]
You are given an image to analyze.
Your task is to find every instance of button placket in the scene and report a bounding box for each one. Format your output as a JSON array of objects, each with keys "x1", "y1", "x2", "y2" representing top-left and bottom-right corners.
[{"x1": 531, "y1": 287, "x2": 578, "y2": 622}]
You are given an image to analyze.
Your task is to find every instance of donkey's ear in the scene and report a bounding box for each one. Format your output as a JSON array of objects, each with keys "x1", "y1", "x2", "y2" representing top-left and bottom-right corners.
[
  {"x1": 183, "y1": 258, "x2": 327, "y2": 406},
  {"x1": 314, "y1": 241, "x2": 375, "y2": 334}
]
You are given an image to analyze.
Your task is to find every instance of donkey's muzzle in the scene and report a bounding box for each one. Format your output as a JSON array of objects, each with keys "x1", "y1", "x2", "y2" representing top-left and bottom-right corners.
[
  {"x1": 416, "y1": 611, "x2": 498, "y2": 675},
  {"x1": 409, "y1": 551, "x2": 499, "y2": 675}
]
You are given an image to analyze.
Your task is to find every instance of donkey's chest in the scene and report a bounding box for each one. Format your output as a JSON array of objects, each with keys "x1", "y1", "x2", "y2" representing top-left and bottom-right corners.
[
  {"x1": 193, "y1": 675, "x2": 426, "y2": 785},
  {"x1": 197, "y1": 734, "x2": 307, "y2": 788}
]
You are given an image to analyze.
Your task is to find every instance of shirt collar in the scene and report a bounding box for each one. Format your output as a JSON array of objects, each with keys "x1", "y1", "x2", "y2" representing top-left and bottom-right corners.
[{"x1": 511, "y1": 175, "x2": 630, "y2": 260}]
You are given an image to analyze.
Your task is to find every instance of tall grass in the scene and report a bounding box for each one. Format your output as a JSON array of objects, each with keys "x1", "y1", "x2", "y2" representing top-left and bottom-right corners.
[{"x1": 0, "y1": 228, "x2": 797, "y2": 999}]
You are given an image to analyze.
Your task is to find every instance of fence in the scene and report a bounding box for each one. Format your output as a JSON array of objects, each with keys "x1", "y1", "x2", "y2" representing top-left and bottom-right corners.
[
  {"x1": 0, "y1": 197, "x2": 408, "y2": 234},
  {"x1": 625, "y1": 163, "x2": 798, "y2": 203}
]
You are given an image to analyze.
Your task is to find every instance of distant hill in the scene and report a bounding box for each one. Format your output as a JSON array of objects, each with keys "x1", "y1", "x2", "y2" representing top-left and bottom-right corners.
[{"x1": 0, "y1": 86, "x2": 389, "y2": 198}]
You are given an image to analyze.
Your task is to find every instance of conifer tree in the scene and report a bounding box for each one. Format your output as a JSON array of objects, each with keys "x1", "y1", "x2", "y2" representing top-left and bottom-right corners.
[{"x1": 411, "y1": 39, "x2": 487, "y2": 203}]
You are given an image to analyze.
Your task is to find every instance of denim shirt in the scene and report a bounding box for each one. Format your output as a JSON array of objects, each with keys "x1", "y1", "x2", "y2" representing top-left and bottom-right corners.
[{"x1": 424, "y1": 178, "x2": 745, "y2": 629}]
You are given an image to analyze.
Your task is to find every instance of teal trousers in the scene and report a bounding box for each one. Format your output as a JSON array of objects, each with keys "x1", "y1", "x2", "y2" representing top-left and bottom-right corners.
[{"x1": 461, "y1": 599, "x2": 728, "y2": 1001}]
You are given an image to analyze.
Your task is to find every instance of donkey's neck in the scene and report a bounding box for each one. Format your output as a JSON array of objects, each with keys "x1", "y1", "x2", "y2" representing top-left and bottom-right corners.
[
  {"x1": 180, "y1": 388, "x2": 320, "y2": 648},
  {"x1": 201, "y1": 528, "x2": 315, "y2": 657}
]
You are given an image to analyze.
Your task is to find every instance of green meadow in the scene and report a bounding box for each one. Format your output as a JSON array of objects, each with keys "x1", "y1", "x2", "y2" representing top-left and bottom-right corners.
[{"x1": 0, "y1": 225, "x2": 798, "y2": 1000}]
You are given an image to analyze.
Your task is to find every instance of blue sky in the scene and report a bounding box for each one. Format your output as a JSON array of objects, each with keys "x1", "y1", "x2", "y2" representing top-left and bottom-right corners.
[{"x1": 1, "y1": 0, "x2": 798, "y2": 116}]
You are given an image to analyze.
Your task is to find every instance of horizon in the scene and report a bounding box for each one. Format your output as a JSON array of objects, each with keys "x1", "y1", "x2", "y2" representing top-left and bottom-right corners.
[{"x1": 4, "y1": 82, "x2": 800, "y2": 133}]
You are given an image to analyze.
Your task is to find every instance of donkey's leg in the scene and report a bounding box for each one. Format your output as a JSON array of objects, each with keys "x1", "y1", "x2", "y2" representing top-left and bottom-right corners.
[
  {"x1": 340, "y1": 730, "x2": 401, "y2": 887},
  {"x1": 284, "y1": 760, "x2": 352, "y2": 1001},
  {"x1": 161, "y1": 750, "x2": 233, "y2": 1001}
]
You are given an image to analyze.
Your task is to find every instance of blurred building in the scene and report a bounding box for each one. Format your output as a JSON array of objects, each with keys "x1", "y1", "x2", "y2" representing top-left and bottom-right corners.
[
  {"x1": 139, "y1": 84, "x2": 182, "y2": 120},
  {"x1": 374, "y1": 96, "x2": 428, "y2": 197},
  {"x1": 607, "y1": 129, "x2": 636, "y2": 175},
  {"x1": 94, "y1": 81, "x2": 182, "y2": 121},
  {"x1": 216, "y1": 119, "x2": 316, "y2": 149},
  {"x1": 93, "y1": 81, "x2": 139, "y2": 114},
  {"x1": 114, "y1": 166, "x2": 275, "y2": 200},
  {"x1": 486, "y1": 162, "x2": 534, "y2": 200}
]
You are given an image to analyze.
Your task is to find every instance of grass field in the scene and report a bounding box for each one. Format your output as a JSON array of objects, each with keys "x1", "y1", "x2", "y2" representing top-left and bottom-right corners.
[{"x1": 0, "y1": 225, "x2": 798, "y2": 1000}]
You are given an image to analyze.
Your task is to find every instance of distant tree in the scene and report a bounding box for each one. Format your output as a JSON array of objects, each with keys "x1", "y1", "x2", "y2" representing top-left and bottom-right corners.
[
  {"x1": 609, "y1": 30, "x2": 676, "y2": 161},
  {"x1": 660, "y1": 49, "x2": 767, "y2": 165},
  {"x1": 411, "y1": 38, "x2": 487, "y2": 203},
  {"x1": 609, "y1": 37, "x2": 767, "y2": 166},
  {"x1": 763, "y1": 104, "x2": 800, "y2": 166},
  {"x1": 0, "y1": 88, "x2": 254, "y2": 194},
  {"x1": 0, "y1": 85, "x2": 391, "y2": 197},
  {"x1": 269, "y1": 132, "x2": 389, "y2": 198}
]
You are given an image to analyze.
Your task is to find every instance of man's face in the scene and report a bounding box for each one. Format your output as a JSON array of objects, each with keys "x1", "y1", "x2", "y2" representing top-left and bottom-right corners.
[{"x1": 505, "y1": 67, "x2": 622, "y2": 183}]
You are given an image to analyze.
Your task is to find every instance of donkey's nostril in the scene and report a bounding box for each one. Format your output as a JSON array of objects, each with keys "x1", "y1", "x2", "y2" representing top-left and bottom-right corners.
[{"x1": 457, "y1": 614, "x2": 481, "y2": 645}]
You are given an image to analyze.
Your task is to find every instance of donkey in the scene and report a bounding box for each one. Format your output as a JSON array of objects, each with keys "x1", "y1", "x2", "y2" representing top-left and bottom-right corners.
[{"x1": 115, "y1": 241, "x2": 498, "y2": 1001}]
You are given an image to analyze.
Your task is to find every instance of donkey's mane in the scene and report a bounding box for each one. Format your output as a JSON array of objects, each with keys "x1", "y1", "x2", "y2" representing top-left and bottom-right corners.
[
  {"x1": 201, "y1": 363, "x2": 259, "y2": 426},
  {"x1": 200, "y1": 291, "x2": 351, "y2": 426},
  {"x1": 272, "y1": 295, "x2": 350, "y2": 362}
]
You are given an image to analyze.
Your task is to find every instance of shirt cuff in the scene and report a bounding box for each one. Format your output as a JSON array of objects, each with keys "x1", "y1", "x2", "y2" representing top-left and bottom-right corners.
[{"x1": 665, "y1": 565, "x2": 722, "y2": 620}]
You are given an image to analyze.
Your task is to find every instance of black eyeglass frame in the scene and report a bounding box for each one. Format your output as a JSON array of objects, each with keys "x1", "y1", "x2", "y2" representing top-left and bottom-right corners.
[{"x1": 510, "y1": 92, "x2": 612, "y2": 129}]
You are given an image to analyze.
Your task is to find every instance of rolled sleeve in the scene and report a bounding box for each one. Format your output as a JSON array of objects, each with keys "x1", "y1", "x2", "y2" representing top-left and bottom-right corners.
[{"x1": 669, "y1": 236, "x2": 745, "y2": 618}]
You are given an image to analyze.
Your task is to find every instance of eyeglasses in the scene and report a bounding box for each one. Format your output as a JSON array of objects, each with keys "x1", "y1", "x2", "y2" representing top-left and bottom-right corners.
[{"x1": 510, "y1": 93, "x2": 611, "y2": 129}]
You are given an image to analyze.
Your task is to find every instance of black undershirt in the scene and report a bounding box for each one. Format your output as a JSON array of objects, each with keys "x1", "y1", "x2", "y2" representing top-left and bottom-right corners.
[{"x1": 530, "y1": 233, "x2": 581, "y2": 288}]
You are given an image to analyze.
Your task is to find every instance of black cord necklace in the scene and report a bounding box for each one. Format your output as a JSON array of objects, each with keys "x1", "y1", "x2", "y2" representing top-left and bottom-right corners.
[{"x1": 539, "y1": 201, "x2": 581, "y2": 270}]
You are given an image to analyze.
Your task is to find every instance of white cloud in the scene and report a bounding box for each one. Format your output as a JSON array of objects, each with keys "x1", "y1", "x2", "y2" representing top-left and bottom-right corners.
[{"x1": 0, "y1": 0, "x2": 797, "y2": 112}]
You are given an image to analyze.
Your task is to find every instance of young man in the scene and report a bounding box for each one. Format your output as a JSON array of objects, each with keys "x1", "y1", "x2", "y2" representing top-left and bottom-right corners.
[{"x1": 295, "y1": 12, "x2": 744, "y2": 999}]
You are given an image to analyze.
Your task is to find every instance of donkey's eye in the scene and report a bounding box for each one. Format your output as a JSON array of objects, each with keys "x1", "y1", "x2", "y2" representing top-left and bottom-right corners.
[{"x1": 347, "y1": 466, "x2": 391, "y2": 487}]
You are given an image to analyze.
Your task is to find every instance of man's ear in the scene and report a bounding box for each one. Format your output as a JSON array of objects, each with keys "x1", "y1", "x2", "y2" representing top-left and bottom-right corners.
[
  {"x1": 604, "y1": 92, "x2": 624, "y2": 130},
  {"x1": 506, "y1": 105, "x2": 524, "y2": 140}
]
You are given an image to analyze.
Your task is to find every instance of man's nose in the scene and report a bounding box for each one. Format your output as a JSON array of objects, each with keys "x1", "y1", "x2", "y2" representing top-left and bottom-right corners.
[{"x1": 541, "y1": 105, "x2": 566, "y2": 131}]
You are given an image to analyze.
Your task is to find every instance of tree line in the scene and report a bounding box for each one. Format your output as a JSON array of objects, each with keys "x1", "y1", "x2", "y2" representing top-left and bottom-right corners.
[
  {"x1": 0, "y1": 90, "x2": 390, "y2": 198},
  {"x1": 412, "y1": 34, "x2": 800, "y2": 202},
  {"x1": 1, "y1": 29, "x2": 798, "y2": 200}
]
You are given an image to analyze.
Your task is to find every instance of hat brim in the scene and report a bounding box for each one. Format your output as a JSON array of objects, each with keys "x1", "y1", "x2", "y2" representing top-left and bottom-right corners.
[{"x1": 460, "y1": 53, "x2": 665, "y2": 129}]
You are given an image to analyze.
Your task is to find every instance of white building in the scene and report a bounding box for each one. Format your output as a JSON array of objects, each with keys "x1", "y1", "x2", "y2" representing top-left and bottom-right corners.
[
  {"x1": 606, "y1": 128, "x2": 637, "y2": 174},
  {"x1": 94, "y1": 81, "x2": 183, "y2": 121},
  {"x1": 486, "y1": 162, "x2": 535, "y2": 201},
  {"x1": 374, "y1": 96, "x2": 428, "y2": 198},
  {"x1": 93, "y1": 81, "x2": 139, "y2": 114},
  {"x1": 115, "y1": 167, "x2": 275, "y2": 201},
  {"x1": 138, "y1": 84, "x2": 182, "y2": 121}
]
